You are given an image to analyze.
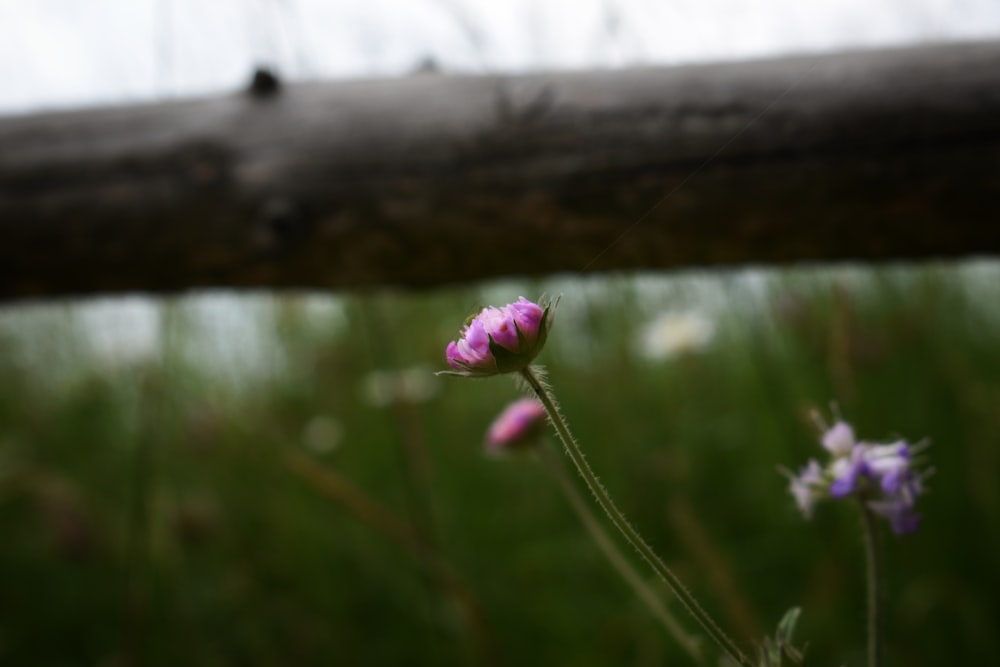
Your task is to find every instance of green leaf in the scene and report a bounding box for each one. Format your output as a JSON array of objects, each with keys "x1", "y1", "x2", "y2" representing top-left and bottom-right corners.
[{"x1": 775, "y1": 607, "x2": 801, "y2": 646}]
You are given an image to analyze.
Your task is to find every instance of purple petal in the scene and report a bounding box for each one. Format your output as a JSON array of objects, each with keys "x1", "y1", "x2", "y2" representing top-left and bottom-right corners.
[{"x1": 822, "y1": 421, "x2": 856, "y2": 456}]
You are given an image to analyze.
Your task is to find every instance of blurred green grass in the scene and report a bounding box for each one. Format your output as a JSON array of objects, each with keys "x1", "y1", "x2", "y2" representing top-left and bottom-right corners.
[{"x1": 1, "y1": 262, "x2": 998, "y2": 666}]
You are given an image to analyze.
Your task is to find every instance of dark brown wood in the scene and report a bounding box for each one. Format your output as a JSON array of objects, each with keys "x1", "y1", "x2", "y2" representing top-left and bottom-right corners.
[{"x1": 2, "y1": 40, "x2": 999, "y2": 300}]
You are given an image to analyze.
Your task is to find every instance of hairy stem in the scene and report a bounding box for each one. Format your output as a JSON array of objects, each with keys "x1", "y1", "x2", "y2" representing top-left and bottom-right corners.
[
  {"x1": 857, "y1": 499, "x2": 882, "y2": 667},
  {"x1": 537, "y1": 443, "x2": 703, "y2": 663},
  {"x1": 520, "y1": 366, "x2": 750, "y2": 666}
]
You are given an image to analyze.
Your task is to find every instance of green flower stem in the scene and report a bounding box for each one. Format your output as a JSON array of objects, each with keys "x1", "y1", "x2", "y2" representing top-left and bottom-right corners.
[
  {"x1": 536, "y1": 442, "x2": 703, "y2": 663},
  {"x1": 520, "y1": 366, "x2": 750, "y2": 667},
  {"x1": 857, "y1": 499, "x2": 883, "y2": 667}
]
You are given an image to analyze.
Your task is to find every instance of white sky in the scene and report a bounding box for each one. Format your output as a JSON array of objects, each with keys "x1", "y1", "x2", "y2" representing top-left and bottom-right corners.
[{"x1": 1, "y1": 0, "x2": 999, "y2": 114}]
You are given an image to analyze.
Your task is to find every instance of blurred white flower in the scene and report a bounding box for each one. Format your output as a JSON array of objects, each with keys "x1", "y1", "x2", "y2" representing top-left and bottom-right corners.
[
  {"x1": 361, "y1": 365, "x2": 440, "y2": 407},
  {"x1": 301, "y1": 415, "x2": 343, "y2": 454},
  {"x1": 639, "y1": 311, "x2": 715, "y2": 360},
  {"x1": 81, "y1": 297, "x2": 161, "y2": 367}
]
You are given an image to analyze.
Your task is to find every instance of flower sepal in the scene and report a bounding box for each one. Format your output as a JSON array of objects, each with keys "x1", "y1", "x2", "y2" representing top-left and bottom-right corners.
[
  {"x1": 487, "y1": 303, "x2": 552, "y2": 374},
  {"x1": 437, "y1": 357, "x2": 500, "y2": 378}
]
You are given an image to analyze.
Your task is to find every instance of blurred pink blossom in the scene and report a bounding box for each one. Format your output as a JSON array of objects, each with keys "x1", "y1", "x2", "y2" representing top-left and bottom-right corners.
[{"x1": 486, "y1": 398, "x2": 548, "y2": 451}]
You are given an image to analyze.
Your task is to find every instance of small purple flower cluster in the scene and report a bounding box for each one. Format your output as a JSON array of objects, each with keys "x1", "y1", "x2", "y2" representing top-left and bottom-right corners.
[
  {"x1": 788, "y1": 420, "x2": 928, "y2": 534},
  {"x1": 445, "y1": 297, "x2": 554, "y2": 377}
]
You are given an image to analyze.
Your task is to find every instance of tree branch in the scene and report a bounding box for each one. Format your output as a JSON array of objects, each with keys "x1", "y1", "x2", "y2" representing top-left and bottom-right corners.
[{"x1": 2, "y1": 41, "x2": 999, "y2": 300}]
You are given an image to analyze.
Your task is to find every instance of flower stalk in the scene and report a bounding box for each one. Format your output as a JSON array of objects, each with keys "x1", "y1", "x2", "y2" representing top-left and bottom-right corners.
[
  {"x1": 785, "y1": 414, "x2": 930, "y2": 666},
  {"x1": 857, "y1": 498, "x2": 882, "y2": 667},
  {"x1": 441, "y1": 296, "x2": 746, "y2": 665},
  {"x1": 520, "y1": 365, "x2": 750, "y2": 667},
  {"x1": 535, "y1": 442, "x2": 703, "y2": 663}
]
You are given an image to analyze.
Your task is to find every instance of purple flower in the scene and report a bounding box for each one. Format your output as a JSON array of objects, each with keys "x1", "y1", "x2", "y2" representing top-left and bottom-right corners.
[
  {"x1": 444, "y1": 297, "x2": 555, "y2": 377},
  {"x1": 862, "y1": 441, "x2": 924, "y2": 534},
  {"x1": 829, "y1": 446, "x2": 871, "y2": 497},
  {"x1": 864, "y1": 441, "x2": 911, "y2": 494},
  {"x1": 822, "y1": 421, "x2": 856, "y2": 456},
  {"x1": 785, "y1": 417, "x2": 929, "y2": 536},
  {"x1": 486, "y1": 398, "x2": 548, "y2": 451},
  {"x1": 788, "y1": 459, "x2": 825, "y2": 518},
  {"x1": 867, "y1": 494, "x2": 921, "y2": 535}
]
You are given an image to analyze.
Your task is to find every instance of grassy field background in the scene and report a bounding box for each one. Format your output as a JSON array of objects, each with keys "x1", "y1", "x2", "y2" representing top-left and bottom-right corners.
[{"x1": 1, "y1": 261, "x2": 998, "y2": 666}]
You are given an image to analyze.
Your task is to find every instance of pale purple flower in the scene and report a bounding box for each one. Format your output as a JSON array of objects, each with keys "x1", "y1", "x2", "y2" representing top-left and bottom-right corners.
[
  {"x1": 829, "y1": 446, "x2": 870, "y2": 497},
  {"x1": 868, "y1": 495, "x2": 921, "y2": 535},
  {"x1": 863, "y1": 441, "x2": 924, "y2": 534},
  {"x1": 822, "y1": 421, "x2": 856, "y2": 456},
  {"x1": 486, "y1": 398, "x2": 548, "y2": 451},
  {"x1": 864, "y1": 441, "x2": 910, "y2": 493},
  {"x1": 785, "y1": 417, "x2": 928, "y2": 535},
  {"x1": 443, "y1": 297, "x2": 555, "y2": 377},
  {"x1": 789, "y1": 459, "x2": 825, "y2": 518}
]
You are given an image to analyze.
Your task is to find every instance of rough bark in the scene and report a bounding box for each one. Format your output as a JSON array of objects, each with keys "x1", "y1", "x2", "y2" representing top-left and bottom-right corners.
[{"x1": 1, "y1": 40, "x2": 999, "y2": 301}]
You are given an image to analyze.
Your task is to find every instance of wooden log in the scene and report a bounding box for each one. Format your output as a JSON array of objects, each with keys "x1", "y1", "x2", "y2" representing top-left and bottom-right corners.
[{"x1": 1, "y1": 40, "x2": 999, "y2": 301}]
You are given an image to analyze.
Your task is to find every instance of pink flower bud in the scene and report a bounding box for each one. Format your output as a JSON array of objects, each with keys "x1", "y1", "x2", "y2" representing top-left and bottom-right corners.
[
  {"x1": 443, "y1": 296, "x2": 555, "y2": 377},
  {"x1": 486, "y1": 399, "x2": 548, "y2": 450}
]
